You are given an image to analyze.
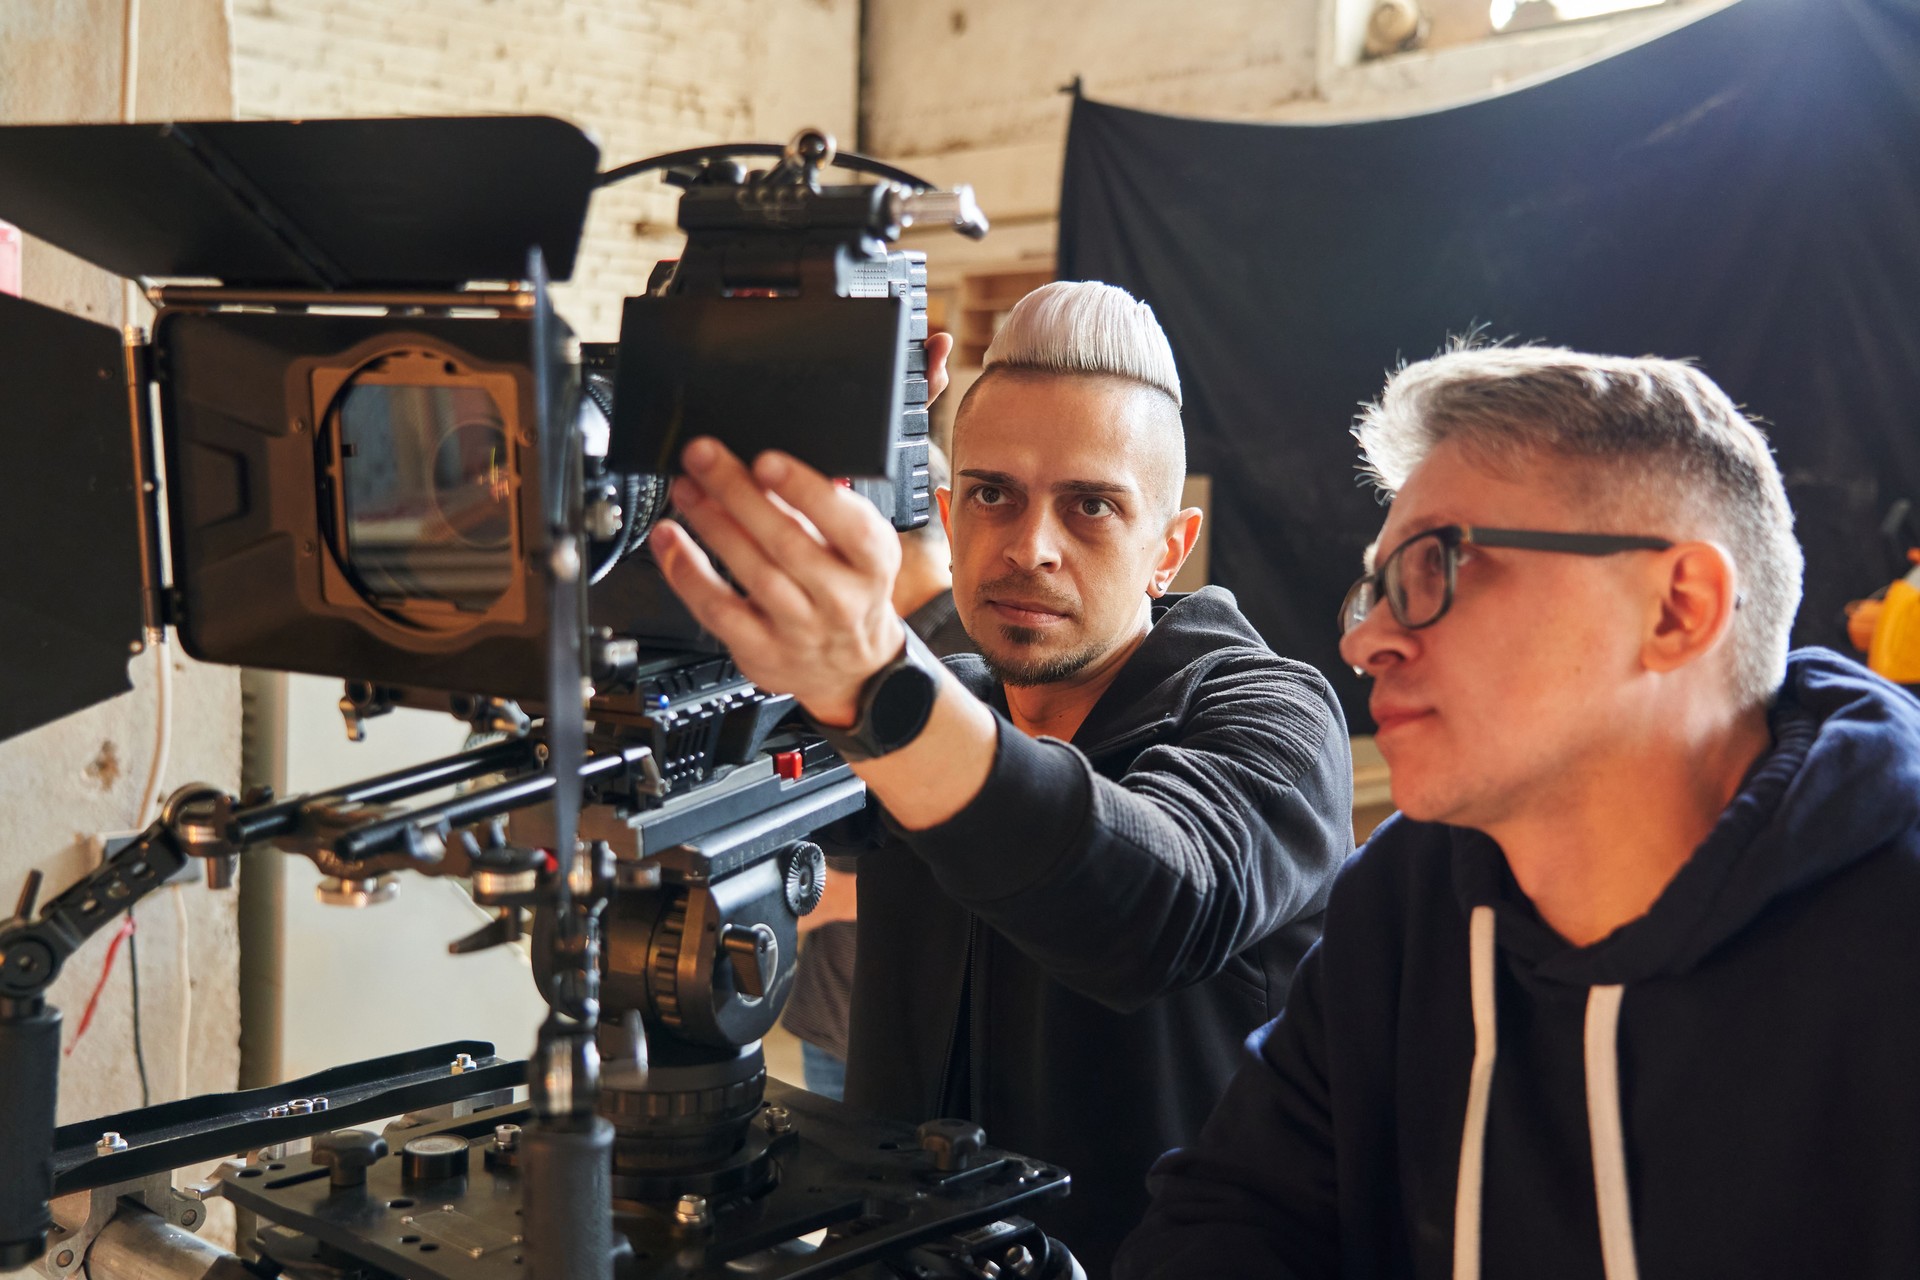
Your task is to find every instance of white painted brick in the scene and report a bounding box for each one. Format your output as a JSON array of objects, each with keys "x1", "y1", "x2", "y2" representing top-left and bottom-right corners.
[{"x1": 233, "y1": 0, "x2": 855, "y2": 333}]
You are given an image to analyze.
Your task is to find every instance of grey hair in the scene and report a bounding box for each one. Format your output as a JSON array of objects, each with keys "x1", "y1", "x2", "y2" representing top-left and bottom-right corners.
[
  {"x1": 983, "y1": 280, "x2": 1183, "y2": 406},
  {"x1": 1355, "y1": 344, "x2": 1803, "y2": 708}
]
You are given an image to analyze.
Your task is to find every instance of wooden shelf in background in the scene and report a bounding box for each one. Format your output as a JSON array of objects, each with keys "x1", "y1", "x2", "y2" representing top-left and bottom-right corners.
[{"x1": 956, "y1": 266, "x2": 1054, "y2": 367}]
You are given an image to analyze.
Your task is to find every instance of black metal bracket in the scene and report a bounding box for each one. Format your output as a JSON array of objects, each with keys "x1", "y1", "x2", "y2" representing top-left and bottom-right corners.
[
  {"x1": 220, "y1": 1080, "x2": 1070, "y2": 1280},
  {"x1": 0, "y1": 822, "x2": 189, "y2": 1003},
  {"x1": 53, "y1": 1041, "x2": 523, "y2": 1193}
]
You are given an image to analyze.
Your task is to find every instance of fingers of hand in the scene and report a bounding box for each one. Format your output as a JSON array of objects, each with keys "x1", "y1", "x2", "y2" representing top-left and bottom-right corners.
[
  {"x1": 681, "y1": 438, "x2": 841, "y2": 582},
  {"x1": 669, "y1": 477, "x2": 817, "y2": 621},
  {"x1": 750, "y1": 449, "x2": 899, "y2": 580},
  {"x1": 649, "y1": 519, "x2": 774, "y2": 652}
]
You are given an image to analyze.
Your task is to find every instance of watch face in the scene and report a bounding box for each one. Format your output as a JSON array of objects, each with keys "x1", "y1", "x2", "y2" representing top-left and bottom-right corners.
[{"x1": 869, "y1": 665, "x2": 938, "y2": 749}]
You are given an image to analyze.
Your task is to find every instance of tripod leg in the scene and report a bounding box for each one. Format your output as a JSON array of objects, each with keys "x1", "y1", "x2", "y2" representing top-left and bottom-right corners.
[
  {"x1": 0, "y1": 999, "x2": 60, "y2": 1269},
  {"x1": 521, "y1": 1116, "x2": 615, "y2": 1280}
]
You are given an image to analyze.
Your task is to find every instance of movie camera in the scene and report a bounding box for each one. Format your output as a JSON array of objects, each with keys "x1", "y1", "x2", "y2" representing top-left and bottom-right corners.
[{"x1": 0, "y1": 116, "x2": 1081, "y2": 1280}]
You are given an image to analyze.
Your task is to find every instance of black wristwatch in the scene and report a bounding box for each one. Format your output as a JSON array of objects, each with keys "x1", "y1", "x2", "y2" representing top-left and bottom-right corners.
[{"x1": 813, "y1": 623, "x2": 944, "y2": 762}]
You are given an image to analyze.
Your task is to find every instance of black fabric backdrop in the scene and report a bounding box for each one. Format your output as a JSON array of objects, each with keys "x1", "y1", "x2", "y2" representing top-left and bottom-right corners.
[{"x1": 1059, "y1": 0, "x2": 1920, "y2": 729}]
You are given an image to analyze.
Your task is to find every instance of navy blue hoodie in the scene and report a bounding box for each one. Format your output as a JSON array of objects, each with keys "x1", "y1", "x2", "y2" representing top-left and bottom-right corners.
[{"x1": 1116, "y1": 649, "x2": 1920, "y2": 1279}]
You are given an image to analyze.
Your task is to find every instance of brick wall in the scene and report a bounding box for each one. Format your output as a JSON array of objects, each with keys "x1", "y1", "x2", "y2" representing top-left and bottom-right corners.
[
  {"x1": 863, "y1": 0, "x2": 1323, "y2": 160},
  {"x1": 232, "y1": 0, "x2": 858, "y2": 340}
]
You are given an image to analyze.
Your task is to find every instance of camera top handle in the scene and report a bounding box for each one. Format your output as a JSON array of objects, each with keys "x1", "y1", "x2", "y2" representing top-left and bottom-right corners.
[
  {"x1": 597, "y1": 134, "x2": 933, "y2": 193},
  {"x1": 597, "y1": 128, "x2": 988, "y2": 242}
]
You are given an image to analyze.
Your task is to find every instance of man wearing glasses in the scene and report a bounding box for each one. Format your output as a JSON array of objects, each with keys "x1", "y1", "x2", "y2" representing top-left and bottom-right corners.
[{"x1": 1118, "y1": 345, "x2": 1920, "y2": 1277}]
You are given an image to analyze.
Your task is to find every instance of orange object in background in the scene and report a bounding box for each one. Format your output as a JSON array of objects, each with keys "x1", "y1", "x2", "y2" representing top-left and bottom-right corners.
[
  {"x1": 1848, "y1": 550, "x2": 1920, "y2": 684},
  {"x1": 1847, "y1": 595, "x2": 1884, "y2": 654},
  {"x1": 1868, "y1": 574, "x2": 1920, "y2": 684}
]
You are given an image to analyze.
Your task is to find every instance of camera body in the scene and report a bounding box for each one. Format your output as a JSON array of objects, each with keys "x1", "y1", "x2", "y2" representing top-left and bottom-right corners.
[
  {"x1": 0, "y1": 117, "x2": 1078, "y2": 1280},
  {"x1": 149, "y1": 137, "x2": 940, "y2": 713}
]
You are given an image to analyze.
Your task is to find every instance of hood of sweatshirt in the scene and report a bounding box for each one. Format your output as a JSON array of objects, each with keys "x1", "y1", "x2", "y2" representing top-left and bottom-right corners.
[
  {"x1": 1450, "y1": 646, "x2": 1920, "y2": 988},
  {"x1": 1432, "y1": 649, "x2": 1920, "y2": 1280},
  {"x1": 945, "y1": 585, "x2": 1328, "y2": 758}
]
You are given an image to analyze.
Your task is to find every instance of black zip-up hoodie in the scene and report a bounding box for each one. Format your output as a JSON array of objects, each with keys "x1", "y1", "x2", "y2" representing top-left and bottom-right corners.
[
  {"x1": 1118, "y1": 649, "x2": 1920, "y2": 1279},
  {"x1": 843, "y1": 586, "x2": 1354, "y2": 1277}
]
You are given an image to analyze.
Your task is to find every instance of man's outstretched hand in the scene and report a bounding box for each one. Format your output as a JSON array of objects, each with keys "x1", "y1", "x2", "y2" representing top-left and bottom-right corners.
[
  {"x1": 646, "y1": 333, "x2": 992, "y2": 830},
  {"x1": 649, "y1": 437, "x2": 905, "y2": 730}
]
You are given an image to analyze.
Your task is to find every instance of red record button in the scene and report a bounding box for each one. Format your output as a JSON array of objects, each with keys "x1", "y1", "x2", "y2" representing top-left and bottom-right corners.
[{"x1": 774, "y1": 750, "x2": 804, "y2": 781}]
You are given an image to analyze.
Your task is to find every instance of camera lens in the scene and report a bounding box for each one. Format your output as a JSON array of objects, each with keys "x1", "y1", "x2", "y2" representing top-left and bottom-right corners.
[
  {"x1": 326, "y1": 348, "x2": 519, "y2": 620},
  {"x1": 427, "y1": 416, "x2": 513, "y2": 551}
]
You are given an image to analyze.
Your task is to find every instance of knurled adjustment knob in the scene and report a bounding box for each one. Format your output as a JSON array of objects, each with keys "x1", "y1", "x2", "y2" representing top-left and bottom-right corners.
[
  {"x1": 312, "y1": 1129, "x2": 389, "y2": 1189},
  {"x1": 916, "y1": 1118, "x2": 986, "y2": 1172},
  {"x1": 783, "y1": 841, "x2": 826, "y2": 916},
  {"x1": 402, "y1": 1133, "x2": 471, "y2": 1184}
]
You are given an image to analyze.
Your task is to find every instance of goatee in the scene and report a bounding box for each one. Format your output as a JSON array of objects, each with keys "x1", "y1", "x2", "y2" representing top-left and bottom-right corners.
[{"x1": 980, "y1": 633, "x2": 1108, "y2": 687}]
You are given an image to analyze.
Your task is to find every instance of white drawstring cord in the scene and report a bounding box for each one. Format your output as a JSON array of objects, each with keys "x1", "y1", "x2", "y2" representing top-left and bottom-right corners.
[
  {"x1": 1585, "y1": 984, "x2": 1641, "y2": 1280},
  {"x1": 1452, "y1": 905, "x2": 1499, "y2": 1280}
]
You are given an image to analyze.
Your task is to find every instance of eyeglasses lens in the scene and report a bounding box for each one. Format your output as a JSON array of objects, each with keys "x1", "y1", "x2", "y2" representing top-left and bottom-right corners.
[
  {"x1": 1340, "y1": 581, "x2": 1375, "y2": 635},
  {"x1": 1389, "y1": 533, "x2": 1451, "y2": 628}
]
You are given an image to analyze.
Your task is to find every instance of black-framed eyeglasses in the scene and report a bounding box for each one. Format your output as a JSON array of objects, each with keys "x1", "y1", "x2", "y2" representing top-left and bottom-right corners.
[{"x1": 1339, "y1": 525, "x2": 1675, "y2": 637}]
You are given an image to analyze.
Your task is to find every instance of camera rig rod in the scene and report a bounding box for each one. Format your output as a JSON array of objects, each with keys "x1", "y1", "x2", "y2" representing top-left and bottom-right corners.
[
  {"x1": 0, "y1": 731, "x2": 643, "y2": 1010},
  {"x1": 148, "y1": 285, "x2": 536, "y2": 312},
  {"x1": 0, "y1": 731, "x2": 654, "y2": 1269},
  {"x1": 230, "y1": 737, "x2": 538, "y2": 848},
  {"x1": 330, "y1": 742, "x2": 658, "y2": 865}
]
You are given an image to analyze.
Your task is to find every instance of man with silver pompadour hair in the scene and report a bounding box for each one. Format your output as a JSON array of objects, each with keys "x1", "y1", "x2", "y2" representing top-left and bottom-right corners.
[
  {"x1": 1122, "y1": 345, "x2": 1920, "y2": 1280},
  {"x1": 980, "y1": 279, "x2": 1184, "y2": 400},
  {"x1": 958, "y1": 280, "x2": 1187, "y2": 523},
  {"x1": 651, "y1": 279, "x2": 1353, "y2": 1274}
]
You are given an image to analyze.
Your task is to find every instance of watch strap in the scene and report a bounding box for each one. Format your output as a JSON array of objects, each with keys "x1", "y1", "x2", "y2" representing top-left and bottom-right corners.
[{"x1": 813, "y1": 623, "x2": 943, "y2": 762}]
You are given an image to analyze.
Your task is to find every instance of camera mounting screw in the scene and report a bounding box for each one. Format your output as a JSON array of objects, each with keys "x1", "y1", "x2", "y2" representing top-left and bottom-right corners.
[
  {"x1": 784, "y1": 128, "x2": 836, "y2": 174},
  {"x1": 550, "y1": 542, "x2": 581, "y2": 584},
  {"x1": 585, "y1": 497, "x2": 624, "y2": 541},
  {"x1": 672, "y1": 1194, "x2": 712, "y2": 1231},
  {"x1": 916, "y1": 1119, "x2": 985, "y2": 1172},
  {"x1": 315, "y1": 875, "x2": 399, "y2": 909}
]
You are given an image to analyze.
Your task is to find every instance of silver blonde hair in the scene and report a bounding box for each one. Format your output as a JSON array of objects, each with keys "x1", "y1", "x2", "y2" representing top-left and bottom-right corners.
[
  {"x1": 982, "y1": 280, "x2": 1183, "y2": 405},
  {"x1": 1355, "y1": 344, "x2": 1802, "y2": 708},
  {"x1": 958, "y1": 281, "x2": 1187, "y2": 518}
]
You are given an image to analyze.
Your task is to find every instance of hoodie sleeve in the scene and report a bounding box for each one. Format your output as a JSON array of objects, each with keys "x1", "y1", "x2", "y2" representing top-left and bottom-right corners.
[
  {"x1": 1113, "y1": 940, "x2": 1340, "y2": 1279},
  {"x1": 896, "y1": 647, "x2": 1353, "y2": 1012}
]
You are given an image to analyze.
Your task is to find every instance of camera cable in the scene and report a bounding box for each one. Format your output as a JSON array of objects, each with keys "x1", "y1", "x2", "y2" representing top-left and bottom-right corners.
[{"x1": 125, "y1": 912, "x2": 151, "y2": 1106}]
